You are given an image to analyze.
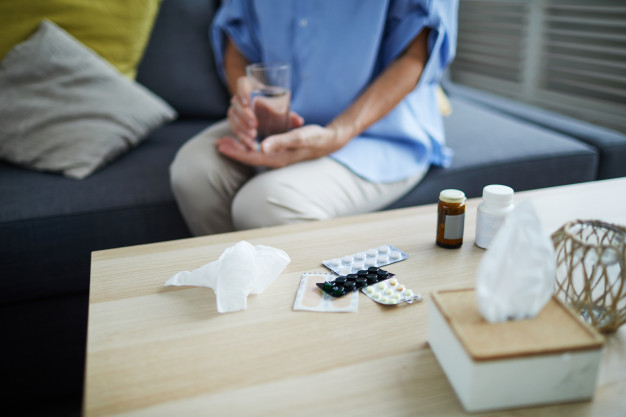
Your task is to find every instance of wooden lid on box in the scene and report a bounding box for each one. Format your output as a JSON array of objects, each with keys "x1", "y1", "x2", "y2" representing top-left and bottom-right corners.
[{"x1": 431, "y1": 288, "x2": 605, "y2": 361}]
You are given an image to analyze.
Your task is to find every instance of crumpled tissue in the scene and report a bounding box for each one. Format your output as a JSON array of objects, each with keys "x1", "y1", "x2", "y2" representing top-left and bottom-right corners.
[
  {"x1": 476, "y1": 200, "x2": 556, "y2": 322},
  {"x1": 165, "y1": 240, "x2": 290, "y2": 313}
]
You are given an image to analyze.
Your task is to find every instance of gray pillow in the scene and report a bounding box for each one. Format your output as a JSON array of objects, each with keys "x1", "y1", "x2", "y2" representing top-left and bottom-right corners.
[{"x1": 0, "y1": 20, "x2": 177, "y2": 179}]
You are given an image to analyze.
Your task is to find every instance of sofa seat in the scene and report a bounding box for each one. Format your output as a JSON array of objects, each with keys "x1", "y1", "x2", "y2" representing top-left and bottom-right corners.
[{"x1": 389, "y1": 94, "x2": 599, "y2": 208}]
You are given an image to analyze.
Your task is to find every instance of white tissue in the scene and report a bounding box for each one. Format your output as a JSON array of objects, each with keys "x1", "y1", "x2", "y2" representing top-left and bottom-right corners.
[
  {"x1": 475, "y1": 200, "x2": 555, "y2": 322},
  {"x1": 165, "y1": 240, "x2": 291, "y2": 313}
]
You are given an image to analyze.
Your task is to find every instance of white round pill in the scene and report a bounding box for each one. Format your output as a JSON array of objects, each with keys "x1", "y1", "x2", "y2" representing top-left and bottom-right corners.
[
  {"x1": 378, "y1": 245, "x2": 391, "y2": 254},
  {"x1": 390, "y1": 251, "x2": 402, "y2": 260},
  {"x1": 392, "y1": 293, "x2": 401, "y2": 300},
  {"x1": 404, "y1": 289, "x2": 413, "y2": 297},
  {"x1": 389, "y1": 278, "x2": 398, "y2": 286},
  {"x1": 353, "y1": 262, "x2": 365, "y2": 271},
  {"x1": 384, "y1": 288, "x2": 393, "y2": 296},
  {"x1": 381, "y1": 296, "x2": 389, "y2": 303},
  {"x1": 373, "y1": 293, "x2": 381, "y2": 300},
  {"x1": 366, "y1": 249, "x2": 378, "y2": 257},
  {"x1": 342, "y1": 255, "x2": 353, "y2": 264},
  {"x1": 365, "y1": 258, "x2": 377, "y2": 267},
  {"x1": 377, "y1": 282, "x2": 385, "y2": 289},
  {"x1": 355, "y1": 252, "x2": 366, "y2": 260},
  {"x1": 377, "y1": 255, "x2": 389, "y2": 264},
  {"x1": 365, "y1": 286, "x2": 375, "y2": 294},
  {"x1": 396, "y1": 284, "x2": 405, "y2": 292},
  {"x1": 329, "y1": 258, "x2": 341, "y2": 266}
]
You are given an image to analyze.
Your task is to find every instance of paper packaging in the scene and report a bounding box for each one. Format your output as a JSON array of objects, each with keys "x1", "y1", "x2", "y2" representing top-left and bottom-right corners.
[
  {"x1": 428, "y1": 289, "x2": 604, "y2": 413},
  {"x1": 475, "y1": 200, "x2": 555, "y2": 322},
  {"x1": 165, "y1": 240, "x2": 290, "y2": 313}
]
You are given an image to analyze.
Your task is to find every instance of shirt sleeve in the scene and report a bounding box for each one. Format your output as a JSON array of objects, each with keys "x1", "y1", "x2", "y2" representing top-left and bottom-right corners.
[
  {"x1": 380, "y1": 0, "x2": 458, "y2": 88},
  {"x1": 210, "y1": 0, "x2": 262, "y2": 82}
]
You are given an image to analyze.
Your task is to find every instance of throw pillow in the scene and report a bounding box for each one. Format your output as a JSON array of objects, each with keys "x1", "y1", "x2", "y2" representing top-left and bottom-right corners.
[
  {"x1": 0, "y1": 0, "x2": 162, "y2": 79},
  {"x1": 0, "y1": 20, "x2": 177, "y2": 179}
]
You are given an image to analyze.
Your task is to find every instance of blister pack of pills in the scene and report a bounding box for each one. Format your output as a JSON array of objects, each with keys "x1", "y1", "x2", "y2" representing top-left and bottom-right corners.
[
  {"x1": 315, "y1": 267, "x2": 393, "y2": 298},
  {"x1": 322, "y1": 244, "x2": 408, "y2": 275},
  {"x1": 293, "y1": 273, "x2": 359, "y2": 313},
  {"x1": 362, "y1": 277, "x2": 423, "y2": 305}
]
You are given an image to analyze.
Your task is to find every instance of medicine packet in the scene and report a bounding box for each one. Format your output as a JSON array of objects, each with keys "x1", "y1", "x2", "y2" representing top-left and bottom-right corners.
[
  {"x1": 293, "y1": 273, "x2": 359, "y2": 313},
  {"x1": 362, "y1": 277, "x2": 423, "y2": 305},
  {"x1": 315, "y1": 267, "x2": 393, "y2": 297},
  {"x1": 322, "y1": 244, "x2": 408, "y2": 275}
]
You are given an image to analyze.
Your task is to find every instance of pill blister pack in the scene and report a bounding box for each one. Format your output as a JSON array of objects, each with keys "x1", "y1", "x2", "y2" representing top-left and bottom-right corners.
[
  {"x1": 362, "y1": 277, "x2": 423, "y2": 305},
  {"x1": 315, "y1": 267, "x2": 393, "y2": 297},
  {"x1": 293, "y1": 273, "x2": 359, "y2": 313},
  {"x1": 322, "y1": 244, "x2": 408, "y2": 275}
]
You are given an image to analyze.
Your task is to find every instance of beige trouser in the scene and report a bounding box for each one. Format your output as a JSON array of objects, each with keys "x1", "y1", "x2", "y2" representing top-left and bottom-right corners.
[{"x1": 170, "y1": 120, "x2": 427, "y2": 236}]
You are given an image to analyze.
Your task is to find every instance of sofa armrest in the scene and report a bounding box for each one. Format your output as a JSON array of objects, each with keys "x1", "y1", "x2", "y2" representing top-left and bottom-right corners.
[{"x1": 444, "y1": 82, "x2": 626, "y2": 180}]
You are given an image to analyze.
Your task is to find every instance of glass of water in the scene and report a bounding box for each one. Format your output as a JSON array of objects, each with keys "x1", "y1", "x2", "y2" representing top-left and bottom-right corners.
[{"x1": 246, "y1": 63, "x2": 291, "y2": 143}]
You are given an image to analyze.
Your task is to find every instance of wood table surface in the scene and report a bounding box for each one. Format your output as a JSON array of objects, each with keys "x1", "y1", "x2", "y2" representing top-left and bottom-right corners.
[{"x1": 84, "y1": 178, "x2": 626, "y2": 416}]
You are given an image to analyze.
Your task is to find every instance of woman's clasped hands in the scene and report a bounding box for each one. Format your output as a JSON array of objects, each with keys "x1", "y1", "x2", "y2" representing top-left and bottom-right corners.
[{"x1": 216, "y1": 76, "x2": 342, "y2": 168}]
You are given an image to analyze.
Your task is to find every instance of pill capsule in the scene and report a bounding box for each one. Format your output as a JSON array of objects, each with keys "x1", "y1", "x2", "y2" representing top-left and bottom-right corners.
[
  {"x1": 366, "y1": 274, "x2": 378, "y2": 284},
  {"x1": 377, "y1": 270, "x2": 389, "y2": 280},
  {"x1": 338, "y1": 266, "x2": 351, "y2": 275},
  {"x1": 378, "y1": 245, "x2": 391, "y2": 254},
  {"x1": 332, "y1": 286, "x2": 345, "y2": 297}
]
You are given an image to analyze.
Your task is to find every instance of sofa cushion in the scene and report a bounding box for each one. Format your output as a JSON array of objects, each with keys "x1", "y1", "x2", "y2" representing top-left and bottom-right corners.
[
  {"x1": 388, "y1": 95, "x2": 599, "y2": 209},
  {"x1": 0, "y1": 20, "x2": 177, "y2": 179},
  {"x1": 0, "y1": 120, "x2": 212, "y2": 305},
  {"x1": 0, "y1": 0, "x2": 162, "y2": 79},
  {"x1": 137, "y1": 0, "x2": 230, "y2": 119}
]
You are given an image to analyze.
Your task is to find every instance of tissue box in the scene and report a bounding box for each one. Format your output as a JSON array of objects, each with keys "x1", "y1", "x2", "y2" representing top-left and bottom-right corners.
[{"x1": 428, "y1": 288, "x2": 604, "y2": 413}]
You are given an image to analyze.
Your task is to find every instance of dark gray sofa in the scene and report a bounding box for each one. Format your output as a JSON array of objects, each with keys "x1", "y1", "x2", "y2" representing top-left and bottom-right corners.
[{"x1": 1, "y1": 1, "x2": 625, "y2": 415}]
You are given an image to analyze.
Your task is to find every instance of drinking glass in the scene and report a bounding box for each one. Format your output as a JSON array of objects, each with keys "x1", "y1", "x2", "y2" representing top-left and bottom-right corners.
[{"x1": 246, "y1": 63, "x2": 291, "y2": 143}]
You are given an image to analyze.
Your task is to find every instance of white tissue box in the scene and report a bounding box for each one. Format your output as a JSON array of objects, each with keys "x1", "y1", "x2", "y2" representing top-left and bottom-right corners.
[{"x1": 428, "y1": 288, "x2": 604, "y2": 413}]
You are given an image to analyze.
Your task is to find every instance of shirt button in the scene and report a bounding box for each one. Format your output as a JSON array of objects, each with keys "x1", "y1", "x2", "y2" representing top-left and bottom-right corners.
[{"x1": 299, "y1": 18, "x2": 308, "y2": 27}]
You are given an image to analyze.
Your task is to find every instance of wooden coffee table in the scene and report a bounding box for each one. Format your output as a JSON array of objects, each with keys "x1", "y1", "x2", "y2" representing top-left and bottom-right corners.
[{"x1": 84, "y1": 178, "x2": 626, "y2": 416}]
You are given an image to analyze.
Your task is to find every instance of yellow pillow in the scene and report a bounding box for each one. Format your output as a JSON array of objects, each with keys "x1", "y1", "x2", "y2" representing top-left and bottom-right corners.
[{"x1": 0, "y1": 0, "x2": 162, "y2": 79}]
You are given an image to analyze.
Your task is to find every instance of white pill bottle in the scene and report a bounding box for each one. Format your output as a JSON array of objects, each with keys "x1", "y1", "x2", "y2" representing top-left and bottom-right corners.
[{"x1": 475, "y1": 184, "x2": 515, "y2": 249}]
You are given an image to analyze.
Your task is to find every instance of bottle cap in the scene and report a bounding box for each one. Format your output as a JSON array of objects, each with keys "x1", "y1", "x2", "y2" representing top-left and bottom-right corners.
[
  {"x1": 483, "y1": 184, "x2": 514, "y2": 204},
  {"x1": 439, "y1": 189, "x2": 466, "y2": 203}
]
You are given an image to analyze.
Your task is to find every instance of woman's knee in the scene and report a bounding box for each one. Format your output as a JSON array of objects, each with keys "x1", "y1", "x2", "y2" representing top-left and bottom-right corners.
[{"x1": 231, "y1": 174, "x2": 328, "y2": 230}]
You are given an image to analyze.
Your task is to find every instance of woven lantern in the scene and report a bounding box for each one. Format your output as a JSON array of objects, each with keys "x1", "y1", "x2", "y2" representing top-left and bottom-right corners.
[{"x1": 551, "y1": 220, "x2": 626, "y2": 333}]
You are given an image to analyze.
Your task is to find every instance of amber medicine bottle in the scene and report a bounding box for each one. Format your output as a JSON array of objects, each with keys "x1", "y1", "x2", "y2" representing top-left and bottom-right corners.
[{"x1": 436, "y1": 189, "x2": 466, "y2": 249}]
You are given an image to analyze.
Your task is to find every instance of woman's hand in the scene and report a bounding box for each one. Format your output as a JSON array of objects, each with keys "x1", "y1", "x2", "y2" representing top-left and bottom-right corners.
[{"x1": 216, "y1": 123, "x2": 341, "y2": 168}]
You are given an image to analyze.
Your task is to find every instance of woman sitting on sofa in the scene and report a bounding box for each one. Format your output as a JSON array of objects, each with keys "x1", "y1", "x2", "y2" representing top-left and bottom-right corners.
[{"x1": 170, "y1": 0, "x2": 458, "y2": 235}]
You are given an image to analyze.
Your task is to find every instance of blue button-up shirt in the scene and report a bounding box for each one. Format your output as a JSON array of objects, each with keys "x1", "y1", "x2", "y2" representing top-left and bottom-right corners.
[{"x1": 212, "y1": 0, "x2": 458, "y2": 182}]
